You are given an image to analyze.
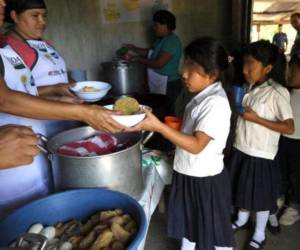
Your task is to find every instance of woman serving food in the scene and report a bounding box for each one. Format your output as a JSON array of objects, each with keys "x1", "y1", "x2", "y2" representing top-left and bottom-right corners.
[
  {"x1": 0, "y1": 0, "x2": 125, "y2": 219},
  {"x1": 2, "y1": 0, "x2": 83, "y2": 136}
]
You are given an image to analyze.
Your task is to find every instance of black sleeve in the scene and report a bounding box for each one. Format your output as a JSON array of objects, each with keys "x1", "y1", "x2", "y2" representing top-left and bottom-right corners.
[
  {"x1": 0, "y1": 56, "x2": 4, "y2": 76},
  {"x1": 291, "y1": 39, "x2": 300, "y2": 56}
]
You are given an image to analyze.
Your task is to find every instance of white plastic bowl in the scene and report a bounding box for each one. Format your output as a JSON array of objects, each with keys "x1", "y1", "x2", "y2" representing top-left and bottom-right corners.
[
  {"x1": 105, "y1": 104, "x2": 151, "y2": 127},
  {"x1": 71, "y1": 81, "x2": 111, "y2": 102}
]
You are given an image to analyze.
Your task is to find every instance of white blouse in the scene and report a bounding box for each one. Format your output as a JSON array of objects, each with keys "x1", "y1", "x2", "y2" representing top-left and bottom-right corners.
[
  {"x1": 283, "y1": 88, "x2": 300, "y2": 139},
  {"x1": 174, "y1": 82, "x2": 231, "y2": 177},
  {"x1": 234, "y1": 79, "x2": 293, "y2": 160}
]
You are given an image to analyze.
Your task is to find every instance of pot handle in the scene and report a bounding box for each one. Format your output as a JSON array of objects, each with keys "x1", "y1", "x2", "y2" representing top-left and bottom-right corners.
[
  {"x1": 16, "y1": 233, "x2": 47, "y2": 250},
  {"x1": 142, "y1": 131, "x2": 154, "y2": 146},
  {"x1": 36, "y1": 134, "x2": 51, "y2": 156}
]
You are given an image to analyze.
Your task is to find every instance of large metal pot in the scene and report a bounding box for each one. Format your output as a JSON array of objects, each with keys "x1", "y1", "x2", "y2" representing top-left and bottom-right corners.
[
  {"x1": 101, "y1": 60, "x2": 147, "y2": 95},
  {"x1": 39, "y1": 127, "x2": 152, "y2": 198}
]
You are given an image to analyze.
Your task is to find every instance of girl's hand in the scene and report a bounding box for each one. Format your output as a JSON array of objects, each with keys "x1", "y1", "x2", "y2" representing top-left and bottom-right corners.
[
  {"x1": 241, "y1": 106, "x2": 259, "y2": 122},
  {"x1": 126, "y1": 108, "x2": 162, "y2": 132}
]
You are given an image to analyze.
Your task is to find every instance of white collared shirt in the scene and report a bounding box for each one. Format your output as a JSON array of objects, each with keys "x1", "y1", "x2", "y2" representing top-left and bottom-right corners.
[
  {"x1": 27, "y1": 40, "x2": 68, "y2": 86},
  {"x1": 234, "y1": 79, "x2": 293, "y2": 160},
  {"x1": 174, "y1": 82, "x2": 231, "y2": 177},
  {"x1": 0, "y1": 44, "x2": 49, "y2": 217}
]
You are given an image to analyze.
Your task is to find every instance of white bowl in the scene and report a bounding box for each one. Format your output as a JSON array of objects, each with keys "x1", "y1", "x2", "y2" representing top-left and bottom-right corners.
[
  {"x1": 71, "y1": 81, "x2": 111, "y2": 102},
  {"x1": 105, "y1": 104, "x2": 151, "y2": 127}
]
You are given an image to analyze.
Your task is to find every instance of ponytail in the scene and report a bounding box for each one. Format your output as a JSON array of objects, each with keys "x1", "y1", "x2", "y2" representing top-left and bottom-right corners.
[
  {"x1": 289, "y1": 54, "x2": 300, "y2": 68},
  {"x1": 271, "y1": 52, "x2": 287, "y2": 86},
  {"x1": 220, "y1": 65, "x2": 237, "y2": 156}
]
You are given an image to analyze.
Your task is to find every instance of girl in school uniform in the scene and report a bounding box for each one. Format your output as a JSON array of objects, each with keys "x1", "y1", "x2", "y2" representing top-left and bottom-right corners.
[
  {"x1": 129, "y1": 37, "x2": 235, "y2": 250},
  {"x1": 228, "y1": 40, "x2": 294, "y2": 250},
  {"x1": 277, "y1": 54, "x2": 300, "y2": 226}
]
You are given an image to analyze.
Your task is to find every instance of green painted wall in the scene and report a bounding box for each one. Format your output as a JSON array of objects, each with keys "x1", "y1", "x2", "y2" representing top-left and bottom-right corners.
[{"x1": 45, "y1": 0, "x2": 233, "y2": 79}]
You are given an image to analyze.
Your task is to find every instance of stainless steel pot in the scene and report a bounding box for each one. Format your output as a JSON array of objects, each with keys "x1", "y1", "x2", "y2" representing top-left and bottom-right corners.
[
  {"x1": 101, "y1": 60, "x2": 147, "y2": 95},
  {"x1": 39, "y1": 127, "x2": 153, "y2": 199}
]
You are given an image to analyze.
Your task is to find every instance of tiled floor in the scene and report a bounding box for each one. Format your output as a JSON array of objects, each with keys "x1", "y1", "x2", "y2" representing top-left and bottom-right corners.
[{"x1": 145, "y1": 211, "x2": 300, "y2": 250}]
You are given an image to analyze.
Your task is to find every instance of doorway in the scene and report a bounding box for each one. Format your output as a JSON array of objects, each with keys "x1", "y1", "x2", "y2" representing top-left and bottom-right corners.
[{"x1": 250, "y1": 0, "x2": 300, "y2": 54}]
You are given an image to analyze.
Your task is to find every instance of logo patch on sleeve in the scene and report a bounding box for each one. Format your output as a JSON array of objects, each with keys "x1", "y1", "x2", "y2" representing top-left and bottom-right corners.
[{"x1": 5, "y1": 56, "x2": 26, "y2": 70}]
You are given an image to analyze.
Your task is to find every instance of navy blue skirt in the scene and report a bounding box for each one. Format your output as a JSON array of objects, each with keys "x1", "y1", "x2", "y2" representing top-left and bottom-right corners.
[
  {"x1": 227, "y1": 148, "x2": 279, "y2": 213},
  {"x1": 168, "y1": 169, "x2": 235, "y2": 250}
]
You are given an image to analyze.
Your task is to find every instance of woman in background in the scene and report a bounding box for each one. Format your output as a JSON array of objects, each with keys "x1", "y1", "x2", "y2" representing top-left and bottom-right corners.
[{"x1": 124, "y1": 10, "x2": 182, "y2": 114}]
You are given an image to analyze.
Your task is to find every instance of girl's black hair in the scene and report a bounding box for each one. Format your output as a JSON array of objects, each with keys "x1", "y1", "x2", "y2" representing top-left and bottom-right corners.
[
  {"x1": 291, "y1": 13, "x2": 300, "y2": 19},
  {"x1": 230, "y1": 49, "x2": 245, "y2": 86},
  {"x1": 287, "y1": 54, "x2": 300, "y2": 91},
  {"x1": 184, "y1": 37, "x2": 234, "y2": 97},
  {"x1": 184, "y1": 37, "x2": 236, "y2": 156},
  {"x1": 153, "y1": 10, "x2": 176, "y2": 31},
  {"x1": 243, "y1": 40, "x2": 287, "y2": 85},
  {"x1": 5, "y1": 0, "x2": 47, "y2": 23}
]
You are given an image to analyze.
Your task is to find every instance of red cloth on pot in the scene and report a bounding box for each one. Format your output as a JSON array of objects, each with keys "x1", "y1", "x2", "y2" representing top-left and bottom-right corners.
[{"x1": 57, "y1": 134, "x2": 122, "y2": 157}]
